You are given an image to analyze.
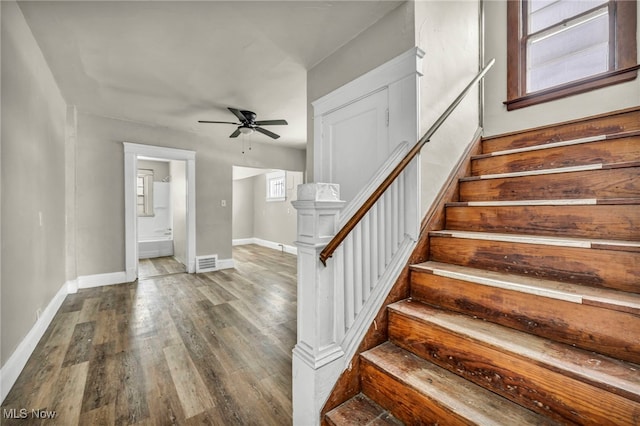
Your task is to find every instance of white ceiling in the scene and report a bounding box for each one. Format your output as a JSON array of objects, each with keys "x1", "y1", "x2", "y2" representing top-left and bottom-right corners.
[{"x1": 18, "y1": 0, "x2": 404, "y2": 149}]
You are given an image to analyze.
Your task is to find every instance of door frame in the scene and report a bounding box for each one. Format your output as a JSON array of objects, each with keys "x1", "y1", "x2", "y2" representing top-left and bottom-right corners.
[{"x1": 123, "y1": 142, "x2": 196, "y2": 280}]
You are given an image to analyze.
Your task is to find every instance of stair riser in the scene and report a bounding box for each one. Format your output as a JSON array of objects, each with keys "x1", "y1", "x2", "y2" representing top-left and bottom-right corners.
[
  {"x1": 410, "y1": 271, "x2": 640, "y2": 364},
  {"x1": 459, "y1": 167, "x2": 640, "y2": 201},
  {"x1": 429, "y1": 236, "x2": 639, "y2": 293},
  {"x1": 445, "y1": 205, "x2": 640, "y2": 241},
  {"x1": 473, "y1": 136, "x2": 640, "y2": 175},
  {"x1": 388, "y1": 310, "x2": 640, "y2": 425},
  {"x1": 482, "y1": 109, "x2": 640, "y2": 153},
  {"x1": 360, "y1": 358, "x2": 474, "y2": 426}
]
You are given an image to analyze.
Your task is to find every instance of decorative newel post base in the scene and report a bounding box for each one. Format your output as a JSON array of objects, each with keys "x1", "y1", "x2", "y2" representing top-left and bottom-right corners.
[{"x1": 292, "y1": 183, "x2": 346, "y2": 426}]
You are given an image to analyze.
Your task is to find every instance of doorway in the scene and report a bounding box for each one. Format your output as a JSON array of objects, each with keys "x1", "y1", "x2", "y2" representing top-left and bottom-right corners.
[
  {"x1": 231, "y1": 166, "x2": 302, "y2": 255},
  {"x1": 136, "y1": 157, "x2": 188, "y2": 279},
  {"x1": 123, "y1": 143, "x2": 196, "y2": 281}
]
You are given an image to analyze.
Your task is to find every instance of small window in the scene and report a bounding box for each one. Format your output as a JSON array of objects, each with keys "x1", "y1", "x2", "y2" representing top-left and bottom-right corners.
[
  {"x1": 137, "y1": 169, "x2": 154, "y2": 216},
  {"x1": 506, "y1": 0, "x2": 637, "y2": 110},
  {"x1": 266, "y1": 170, "x2": 286, "y2": 202}
]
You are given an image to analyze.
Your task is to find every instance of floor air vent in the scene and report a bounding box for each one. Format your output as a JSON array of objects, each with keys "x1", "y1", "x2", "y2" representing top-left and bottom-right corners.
[{"x1": 196, "y1": 255, "x2": 218, "y2": 273}]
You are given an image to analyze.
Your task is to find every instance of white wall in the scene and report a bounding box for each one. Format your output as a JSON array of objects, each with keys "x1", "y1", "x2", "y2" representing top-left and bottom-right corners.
[
  {"x1": 232, "y1": 170, "x2": 302, "y2": 248},
  {"x1": 307, "y1": 1, "x2": 415, "y2": 181},
  {"x1": 484, "y1": 0, "x2": 640, "y2": 136},
  {"x1": 76, "y1": 112, "x2": 305, "y2": 276},
  {"x1": 307, "y1": 1, "x2": 481, "y2": 217},
  {"x1": 253, "y1": 171, "x2": 302, "y2": 247},
  {"x1": 1, "y1": 1, "x2": 68, "y2": 366},
  {"x1": 415, "y1": 0, "x2": 481, "y2": 214},
  {"x1": 232, "y1": 177, "x2": 254, "y2": 240}
]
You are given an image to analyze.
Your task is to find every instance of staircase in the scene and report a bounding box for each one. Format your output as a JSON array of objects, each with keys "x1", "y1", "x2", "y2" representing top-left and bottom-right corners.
[{"x1": 325, "y1": 109, "x2": 640, "y2": 425}]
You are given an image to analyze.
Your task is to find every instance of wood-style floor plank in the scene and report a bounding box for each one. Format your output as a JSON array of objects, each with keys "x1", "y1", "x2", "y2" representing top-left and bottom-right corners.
[
  {"x1": 1, "y1": 245, "x2": 296, "y2": 425},
  {"x1": 138, "y1": 256, "x2": 186, "y2": 279}
]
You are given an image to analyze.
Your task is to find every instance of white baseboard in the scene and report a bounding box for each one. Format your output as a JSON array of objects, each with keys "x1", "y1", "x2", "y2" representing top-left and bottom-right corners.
[
  {"x1": 67, "y1": 278, "x2": 79, "y2": 294},
  {"x1": 217, "y1": 258, "x2": 235, "y2": 270},
  {"x1": 232, "y1": 238, "x2": 254, "y2": 246},
  {"x1": 232, "y1": 238, "x2": 297, "y2": 255},
  {"x1": 1, "y1": 280, "x2": 70, "y2": 403},
  {"x1": 77, "y1": 271, "x2": 129, "y2": 289}
]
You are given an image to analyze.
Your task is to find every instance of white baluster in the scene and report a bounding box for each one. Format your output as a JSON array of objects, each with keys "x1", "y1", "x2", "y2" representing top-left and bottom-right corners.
[
  {"x1": 371, "y1": 206, "x2": 379, "y2": 281},
  {"x1": 384, "y1": 191, "x2": 392, "y2": 265},
  {"x1": 399, "y1": 171, "x2": 406, "y2": 238},
  {"x1": 378, "y1": 197, "x2": 386, "y2": 276},
  {"x1": 344, "y1": 234, "x2": 354, "y2": 328},
  {"x1": 391, "y1": 180, "x2": 399, "y2": 252},
  {"x1": 354, "y1": 224, "x2": 363, "y2": 315},
  {"x1": 362, "y1": 212, "x2": 371, "y2": 299},
  {"x1": 334, "y1": 245, "x2": 346, "y2": 339}
]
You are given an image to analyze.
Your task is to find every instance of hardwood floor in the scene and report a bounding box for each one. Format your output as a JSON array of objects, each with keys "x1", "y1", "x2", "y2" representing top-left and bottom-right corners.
[
  {"x1": 138, "y1": 257, "x2": 186, "y2": 279},
  {"x1": 1, "y1": 245, "x2": 296, "y2": 425}
]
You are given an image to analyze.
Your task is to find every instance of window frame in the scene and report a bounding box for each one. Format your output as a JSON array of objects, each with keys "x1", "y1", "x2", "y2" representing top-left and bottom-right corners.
[
  {"x1": 505, "y1": 0, "x2": 637, "y2": 111},
  {"x1": 265, "y1": 170, "x2": 287, "y2": 202},
  {"x1": 137, "y1": 169, "x2": 155, "y2": 217}
]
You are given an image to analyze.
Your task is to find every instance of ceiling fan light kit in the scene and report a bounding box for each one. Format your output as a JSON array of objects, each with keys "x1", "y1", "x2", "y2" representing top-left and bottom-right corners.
[{"x1": 198, "y1": 107, "x2": 288, "y2": 139}]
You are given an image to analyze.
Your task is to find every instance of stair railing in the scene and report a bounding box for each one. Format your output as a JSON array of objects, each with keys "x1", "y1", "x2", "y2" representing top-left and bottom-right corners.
[
  {"x1": 291, "y1": 58, "x2": 494, "y2": 425},
  {"x1": 319, "y1": 58, "x2": 495, "y2": 266}
]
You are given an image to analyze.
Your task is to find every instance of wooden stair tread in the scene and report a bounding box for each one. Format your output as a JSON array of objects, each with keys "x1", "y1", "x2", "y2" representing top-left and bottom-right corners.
[
  {"x1": 481, "y1": 106, "x2": 640, "y2": 153},
  {"x1": 447, "y1": 198, "x2": 640, "y2": 206},
  {"x1": 361, "y1": 342, "x2": 558, "y2": 425},
  {"x1": 459, "y1": 166, "x2": 640, "y2": 201},
  {"x1": 388, "y1": 300, "x2": 640, "y2": 402},
  {"x1": 461, "y1": 160, "x2": 639, "y2": 181},
  {"x1": 471, "y1": 133, "x2": 640, "y2": 176},
  {"x1": 325, "y1": 393, "x2": 403, "y2": 426},
  {"x1": 410, "y1": 261, "x2": 640, "y2": 315},
  {"x1": 429, "y1": 230, "x2": 640, "y2": 252},
  {"x1": 443, "y1": 203, "x2": 640, "y2": 241},
  {"x1": 474, "y1": 130, "x2": 640, "y2": 159}
]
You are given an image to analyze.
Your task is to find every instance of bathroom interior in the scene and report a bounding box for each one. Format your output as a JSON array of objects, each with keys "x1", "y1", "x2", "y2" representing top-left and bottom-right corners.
[{"x1": 137, "y1": 157, "x2": 188, "y2": 278}]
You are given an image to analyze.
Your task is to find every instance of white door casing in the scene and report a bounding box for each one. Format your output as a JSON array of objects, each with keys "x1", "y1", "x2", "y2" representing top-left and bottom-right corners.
[{"x1": 123, "y1": 143, "x2": 196, "y2": 280}]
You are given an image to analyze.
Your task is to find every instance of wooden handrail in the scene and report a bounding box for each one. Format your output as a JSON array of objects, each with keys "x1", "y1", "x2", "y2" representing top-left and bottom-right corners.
[{"x1": 319, "y1": 58, "x2": 495, "y2": 266}]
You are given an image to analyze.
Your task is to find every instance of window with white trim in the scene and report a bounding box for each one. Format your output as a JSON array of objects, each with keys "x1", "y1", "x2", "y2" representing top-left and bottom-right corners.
[
  {"x1": 137, "y1": 169, "x2": 154, "y2": 216},
  {"x1": 266, "y1": 170, "x2": 286, "y2": 202}
]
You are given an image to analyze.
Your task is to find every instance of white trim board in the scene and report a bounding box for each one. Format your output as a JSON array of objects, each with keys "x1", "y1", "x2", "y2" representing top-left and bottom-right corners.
[
  {"x1": 1, "y1": 281, "x2": 70, "y2": 403},
  {"x1": 216, "y1": 258, "x2": 235, "y2": 271},
  {"x1": 233, "y1": 238, "x2": 298, "y2": 256},
  {"x1": 77, "y1": 271, "x2": 129, "y2": 289}
]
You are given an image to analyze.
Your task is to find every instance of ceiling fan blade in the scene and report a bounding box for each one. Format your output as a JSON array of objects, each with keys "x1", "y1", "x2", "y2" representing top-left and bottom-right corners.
[
  {"x1": 230, "y1": 128, "x2": 241, "y2": 138},
  {"x1": 254, "y1": 119, "x2": 288, "y2": 126},
  {"x1": 198, "y1": 120, "x2": 239, "y2": 124},
  {"x1": 255, "y1": 126, "x2": 280, "y2": 139},
  {"x1": 228, "y1": 107, "x2": 247, "y2": 122}
]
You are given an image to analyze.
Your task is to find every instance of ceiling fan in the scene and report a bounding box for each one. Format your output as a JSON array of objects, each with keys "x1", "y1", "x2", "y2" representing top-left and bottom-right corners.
[{"x1": 198, "y1": 107, "x2": 288, "y2": 139}]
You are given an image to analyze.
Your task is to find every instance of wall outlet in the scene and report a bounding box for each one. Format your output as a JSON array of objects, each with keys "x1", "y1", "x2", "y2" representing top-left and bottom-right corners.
[{"x1": 221, "y1": 199, "x2": 227, "y2": 207}]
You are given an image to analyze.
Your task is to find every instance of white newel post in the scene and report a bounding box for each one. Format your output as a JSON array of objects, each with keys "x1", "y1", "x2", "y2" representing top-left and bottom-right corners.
[{"x1": 292, "y1": 183, "x2": 346, "y2": 426}]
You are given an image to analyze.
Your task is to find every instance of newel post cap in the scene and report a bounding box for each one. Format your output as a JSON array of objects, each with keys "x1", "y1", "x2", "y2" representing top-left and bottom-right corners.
[{"x1": 296, "y1": 183, "x2": 341, "y2": 202}]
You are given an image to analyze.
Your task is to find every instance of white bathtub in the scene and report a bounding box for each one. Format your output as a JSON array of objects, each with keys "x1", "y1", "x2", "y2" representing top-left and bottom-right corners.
[{"x1": 138, "y1": 236, "x2": 174, "y2": 259}]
